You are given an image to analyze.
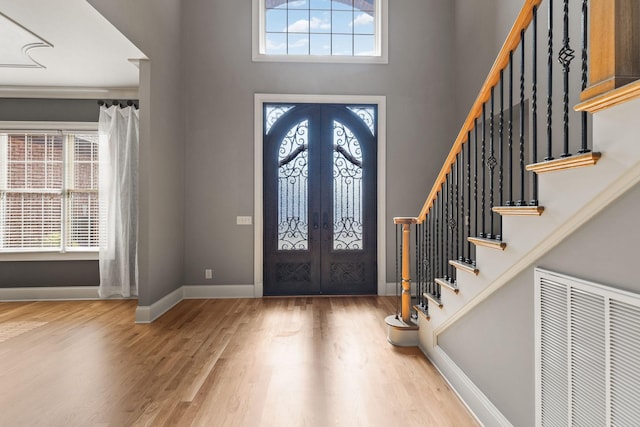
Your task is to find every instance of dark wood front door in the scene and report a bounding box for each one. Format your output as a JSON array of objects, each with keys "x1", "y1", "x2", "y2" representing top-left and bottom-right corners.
[{"x1": 264, "y1": 103, "x2": 377, "y2": 295}]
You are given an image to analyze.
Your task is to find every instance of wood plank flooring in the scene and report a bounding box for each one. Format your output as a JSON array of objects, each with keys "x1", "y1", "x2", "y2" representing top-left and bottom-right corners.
[{"x1": 0, "y1": 297, "x2": 478, "y2": 427}]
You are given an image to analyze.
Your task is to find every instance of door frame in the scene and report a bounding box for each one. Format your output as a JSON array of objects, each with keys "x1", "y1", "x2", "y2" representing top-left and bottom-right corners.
[{"x1": 254, "y1": 93, "x2": 387, "y2": 297}]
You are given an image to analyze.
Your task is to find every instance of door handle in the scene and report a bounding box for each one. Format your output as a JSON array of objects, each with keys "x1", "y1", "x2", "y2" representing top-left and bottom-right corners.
[
  {"x1": 323, "y1": 212, "x2": 329, "y2": 229},
  {"x1": 313, "y1": 213, "x2": 319, "y2": 229}
]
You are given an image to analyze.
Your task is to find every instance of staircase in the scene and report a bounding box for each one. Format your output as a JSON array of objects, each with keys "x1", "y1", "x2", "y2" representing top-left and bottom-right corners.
[{"x1": 386, "y1": 0, "x2": 640, "y2": 425}]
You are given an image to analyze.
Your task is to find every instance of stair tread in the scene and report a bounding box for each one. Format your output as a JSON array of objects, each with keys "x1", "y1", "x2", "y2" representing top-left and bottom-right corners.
[
  {"x1": 423, "y1": 292, "x2": 443, "y2": 308},
  {"x1": 449, "y1": 259, "x2": 479, "y2": 275},
  {"x1": 435, "y1": 277, "x2": 459, "y2": 294},
  {"x1": 492, "y1": 205, "x2": 545, "y2": 216},
  {"x1": 413, "y1": 304, "x2": 429, "y2": 320},
  {"x1": 526, "y1": 151, "x2": 601, "y2": 174},
  {"x1": 468, "y1": 236, "x2": 507, "y2": 250}
]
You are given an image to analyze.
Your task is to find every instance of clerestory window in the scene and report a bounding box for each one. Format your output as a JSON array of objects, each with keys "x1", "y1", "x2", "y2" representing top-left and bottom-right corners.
[
  {"x1": 0, "y1": 124, "x2": 99, "y2": 259},
  {"x1": 253, "y1": 0, "x2": 388, "y2": 63}
]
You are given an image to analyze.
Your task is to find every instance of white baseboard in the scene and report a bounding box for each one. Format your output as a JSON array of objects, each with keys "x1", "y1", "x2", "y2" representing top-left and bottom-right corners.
[
  {"x1": 384, "y1": 281, "x2": 400, "y2": 296},
  {"x1": 0, "y1": 286, "x2": 100, "y2": 302},
  {"x1": 421, "y1": 344, "x2": 512, "y2": 427},
  {"x1": 135, "y1": 286, "x2": 184, "y2": 324},
  {"x1": 183, "y1": 284, "x2": 255, "y2": 299}
]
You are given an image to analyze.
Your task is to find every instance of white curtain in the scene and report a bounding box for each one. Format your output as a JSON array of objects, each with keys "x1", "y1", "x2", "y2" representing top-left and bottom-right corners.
[{"x1": 98, "y1": 105, "x2": 139, "y2": 298}]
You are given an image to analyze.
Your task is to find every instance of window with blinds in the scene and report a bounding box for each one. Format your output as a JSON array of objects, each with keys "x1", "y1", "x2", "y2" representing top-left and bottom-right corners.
[{"x1": 0, "y1": 131, "x2": 99, "y2": 253}]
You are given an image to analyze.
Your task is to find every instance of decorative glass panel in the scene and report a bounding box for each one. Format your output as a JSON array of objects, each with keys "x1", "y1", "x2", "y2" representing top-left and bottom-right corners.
[
  {"x1": 333, "y1": 120, "x2": 362, "y2": 250},
  {"x1": 265, "y1": 105, "x2": 295, "y2": 134},
  {"x1": 278, "y1": 119, "x2": 309, "y2": 250},
  {"x1": 347, "y1": 106, "x2": 376, "y2": 135}
]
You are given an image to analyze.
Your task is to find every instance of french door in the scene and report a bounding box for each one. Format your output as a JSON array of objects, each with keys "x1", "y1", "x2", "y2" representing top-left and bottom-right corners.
[{"x1": 263, "y1": 103, "x2": 377, "y2": 295}]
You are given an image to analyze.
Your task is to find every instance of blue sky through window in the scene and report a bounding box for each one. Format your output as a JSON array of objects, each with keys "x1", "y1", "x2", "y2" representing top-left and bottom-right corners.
[{"x1": 264, "y1": 0, "x2": 376, "y2": 56}]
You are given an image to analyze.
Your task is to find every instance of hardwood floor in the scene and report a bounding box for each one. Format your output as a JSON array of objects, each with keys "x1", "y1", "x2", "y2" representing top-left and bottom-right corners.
[{"x1": 0, "y1": 297, "x2": 478, "y2": 427}]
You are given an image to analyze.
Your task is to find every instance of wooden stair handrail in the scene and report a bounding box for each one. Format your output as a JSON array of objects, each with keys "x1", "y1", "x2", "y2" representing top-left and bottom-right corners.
[{"x1": 417, "y1": 0, "x2": 543, "y2": 223}]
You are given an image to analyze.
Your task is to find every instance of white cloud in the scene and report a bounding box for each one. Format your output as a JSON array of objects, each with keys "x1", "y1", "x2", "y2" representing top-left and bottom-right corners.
[
  {"x1": 310, "y1": 17, "x2": 331, "y2": 30},
  {"x1": 350, "y1": 13, "x2": 374, "y2": 27},
  {"x1": 287, "y1": 19, "x2": 309, "y2": 32},
  {"x1": 286, "y1": 17, "x2": 330, "y2": 32},
  {"x1": 289, "y1": 37, "x2": 309, "y2": 48},
  {"x1": 266, "y1": 39, "x2": 286, "y2": 51}
]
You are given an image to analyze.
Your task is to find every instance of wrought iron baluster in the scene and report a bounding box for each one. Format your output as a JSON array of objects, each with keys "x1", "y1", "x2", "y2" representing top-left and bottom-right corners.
[
  {"x1": 459, "y1": 149, "x2": 465, "y2": 263},
  {"x1": 452, "y1": 161, "x2": 458, "y2": 281},
  {"x1": 435, "y1": 192, "x2": 446, "y2": 298},
  {"x1": 423, "y1": 220, "x2": 428, "y2": 308},
  {"x1": 438, "y1": 191, "x2": 443, "y2": 298},
  {"x1": 444, "y1": 177, "x2": 449, "y2": 281},
  {"x1": 518, "y1": 30, "x2": 526, "y2": 206},
  {"x1": 488, "y1": 88, "x2": 495, "y2": 239},
  {"x1": 559, "y1": 0, "x2": 575, "y2": 158},
  {"x1": 579, "y1": 0, "x2": 590, "y2": 154},
  {"x1": 531, "y1": 5, "x2": 539, "y2": 206},
  {"x1": 473, "y1": 120, "x2": 479, "y2": 239},
  {"x1": 498, "y1": 70, "x2": 504, "y2": 241},
  {"x1": 416, "y1": 221, "x2": 421, "y2": 309},
  {"x1": 435, "y1": 195, "x2": 440, "y2": 285},
  {"x1": 481, "y1": 104, "x2": 486, "y2": 237},
  {"x1": 546, "y1": 0, "x2": 554, "y2": 161},
  {"x1": 429, "y1": 209, "x2": 435, "y2": 296},
  {"x1": 499, "y1": 71, "x2": 505, "y2": 207},
  {"x1": 508, "y1": 52, "x2": 514, "y2": 205},
  {"x1": 466, "y1": 132, "x2": 472, "y2": 263}
]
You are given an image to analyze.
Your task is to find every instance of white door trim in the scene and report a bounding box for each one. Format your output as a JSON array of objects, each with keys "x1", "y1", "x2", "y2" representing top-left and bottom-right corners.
[{"x1": 254, "y1": 93, "x2": 387, "y2": 297}]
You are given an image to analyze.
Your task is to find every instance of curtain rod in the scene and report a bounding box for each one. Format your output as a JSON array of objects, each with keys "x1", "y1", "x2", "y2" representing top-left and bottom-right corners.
[{"x1": 98, "y1": 99, "x2": 139, "y2": 109}]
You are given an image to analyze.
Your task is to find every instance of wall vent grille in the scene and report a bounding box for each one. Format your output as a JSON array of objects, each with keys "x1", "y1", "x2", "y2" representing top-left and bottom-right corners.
[{"x1": 535, "y1": 268, "x2": 640, "y2": 426}]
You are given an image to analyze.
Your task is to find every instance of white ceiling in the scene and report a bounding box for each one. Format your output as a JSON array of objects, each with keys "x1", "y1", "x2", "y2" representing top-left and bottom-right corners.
[{"x1": 0, "y1": 0, "x2": 144, "y2": 89}]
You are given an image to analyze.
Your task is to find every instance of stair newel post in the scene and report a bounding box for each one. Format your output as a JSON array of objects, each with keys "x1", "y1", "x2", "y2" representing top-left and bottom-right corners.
[
  {"x1": 498, "y1": 70, "x2": 504, "y2": 241},
  {"x1": 393, "y1": 217, "x2": 417, "y2": 323}
]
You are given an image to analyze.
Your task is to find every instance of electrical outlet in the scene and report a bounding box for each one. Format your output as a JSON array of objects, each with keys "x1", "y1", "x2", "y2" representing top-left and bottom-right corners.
[
  {"x1": 237, "y1": 216, "x2": 252, "y2": 225},
  {"x1": 205, "y1": 269, "x2": 213, "y2": 279}
]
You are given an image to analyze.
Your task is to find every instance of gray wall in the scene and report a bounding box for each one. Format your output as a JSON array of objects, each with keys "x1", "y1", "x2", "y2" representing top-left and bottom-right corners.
[
  {"x1": 0, "y1": 98, "x2": 100, "y2": 123},
  {"x1": 0, "y1": 98, "x2": 100, "y2": 288},
  {"x1": 181, "y1": 0, "x2": 456, "y2": 285},
  {"x1": 89, "y1": 0, "x2": 185, "y2": 306},
  {"x1": 439, "y1": 179, "x2": 640, "y2": 426}
]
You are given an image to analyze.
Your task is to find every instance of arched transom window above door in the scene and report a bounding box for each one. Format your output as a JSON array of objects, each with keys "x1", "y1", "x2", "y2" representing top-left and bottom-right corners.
[{"x1": 252, "y1": 0, "x2": 388, "y2": 63}]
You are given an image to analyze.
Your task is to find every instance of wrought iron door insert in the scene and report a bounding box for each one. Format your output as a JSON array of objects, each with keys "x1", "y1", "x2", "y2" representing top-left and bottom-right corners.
[{"x1": 264, "y1": 103, "x2": 377, "y2": 295}]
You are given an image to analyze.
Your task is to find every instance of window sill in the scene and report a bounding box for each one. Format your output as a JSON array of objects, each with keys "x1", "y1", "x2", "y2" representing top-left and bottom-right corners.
[
  {"x1": 0, "y1": 251, "x2": 99, "y2": 262},
  {"x1": 252, "y1": 53, "x2": 388, "y2": 65}
]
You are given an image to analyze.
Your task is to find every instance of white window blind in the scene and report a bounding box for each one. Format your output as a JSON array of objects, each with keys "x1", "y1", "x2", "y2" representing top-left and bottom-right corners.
[{"x1": 0, "y1": 131, "x2": 99, "y2": 253}]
